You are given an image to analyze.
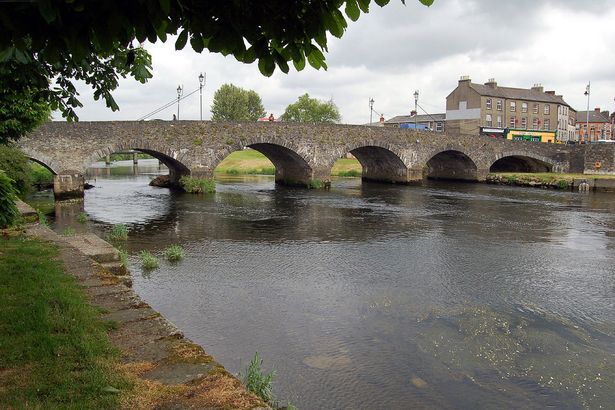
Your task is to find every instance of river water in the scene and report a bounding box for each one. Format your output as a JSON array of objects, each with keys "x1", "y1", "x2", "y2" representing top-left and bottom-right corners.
[{"x1": 36, "y1": 159, "x2": 615, "y2": 409}]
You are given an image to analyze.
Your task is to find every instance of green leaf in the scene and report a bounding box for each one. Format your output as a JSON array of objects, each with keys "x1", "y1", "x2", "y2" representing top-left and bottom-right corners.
[
  {"x1": 345, "y1": 0, "x2": 361, "y2": 21},
  {"x1": 37, "y1": 0, "x2": 57, "y2": 23},
  {"x1": 190, "y1": 33, "x2": 205, "y2": 53},
  {"x1": 258, "y1": 57, "x2": 275, "y2": 77},
  {"x1": 159, "y1": 0, "x2": 170, "y2": 14},
  {"x1": 292, "y1": 55, "x2": 306, "y2": 71},
  {"x1": 374, "y1": 0, "x2": 390, "y2": 6},
  {"x1": 419, "y1": 0, "x2": 434, "y2": 5},
  {"x1": 357, "y1": 0, "x2": 370, "y2": 13},
  {"x1": 0, "y1": 47, "x2": 14, "y2": 63},
  {"x1": 322, "y1": 10, "x2": 344, "y2": 38},
  {"x1": 175, "y1": 29, "x2": 188, "y2": 50}
]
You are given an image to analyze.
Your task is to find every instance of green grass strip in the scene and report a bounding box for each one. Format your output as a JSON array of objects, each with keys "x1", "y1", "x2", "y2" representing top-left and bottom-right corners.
[{"x1": 0, "y1": 235, "x2": 130, "y2": 408}]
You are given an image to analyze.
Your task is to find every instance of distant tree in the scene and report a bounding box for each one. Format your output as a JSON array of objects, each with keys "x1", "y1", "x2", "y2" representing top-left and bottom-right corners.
[
  {"x1": 1, "y1": 0, "x2": 433, "y2": 123},
  {"x1": 211, "y1": 84, "x2": 266, "y2": 121},
  {"x1": 280, "y1": 94, "x2": 341, "y2": 123}
]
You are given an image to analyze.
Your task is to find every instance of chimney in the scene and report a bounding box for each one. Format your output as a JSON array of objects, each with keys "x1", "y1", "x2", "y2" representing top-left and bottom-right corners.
[
  {"x1": 594, "y1": 107, "x2": 601, "y2": 113},
  {"x1": 531, "y1": 83, "x2": 544, "y2": 93},
  {"x1": 379, "y1": 115, "x2": 385, "y2": 124},
  {"x1": 410, "y1": 110, "x2": 417, "y2": 117},
  {"x1": 459, "y1": 75, "x2": 471, "y2": 85},
  {"x1": 484, "y1": 78, "x2": 497, "y2": 88},
  {"x1": 545, "y1": 91, "x2": 555, "y2": 95}
]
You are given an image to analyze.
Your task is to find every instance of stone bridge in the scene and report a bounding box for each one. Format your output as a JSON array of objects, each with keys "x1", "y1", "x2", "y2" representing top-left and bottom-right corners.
[{"x1": 18, "y1": 121, "x2": 603, "y2": 199}]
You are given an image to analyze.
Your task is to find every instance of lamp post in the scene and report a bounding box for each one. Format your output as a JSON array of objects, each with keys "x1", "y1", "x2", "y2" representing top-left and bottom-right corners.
[
  {"x1": 369, "y1": 98, "x2": 374, "y2": 125},
  {"x1": 198, "y1": 73, "x2": 205, "y2": 121},
  {"x1": 584, "y1": 82, "x2": 590, "y2": 142},
  {"x1": 176, "y1": 85, "x2": 183, "y2": 120},
  {"x1": 413, "y1": 90, "x2": 419, "y2": 130}
]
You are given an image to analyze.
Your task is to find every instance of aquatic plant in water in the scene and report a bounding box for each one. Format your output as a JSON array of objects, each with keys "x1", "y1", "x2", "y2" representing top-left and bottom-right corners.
[
  {"x1": 139, "y1": 250, "x2": 158, "y2": 270},
  {"x1": 77, "y1": 212, "x2": 88, "y2": 223},
  {"x1": 241, "y1": 352, "x2": 275, "y2": 404},
  {"x1": 180, "y1": 176, "x2": 215, "y2": 194},
  {"x1": 164, "y1": 245, "x2": 185, "y2": 262},
  {"x1": 109, "y1": 224, "x2": 128, "y2": 241}
]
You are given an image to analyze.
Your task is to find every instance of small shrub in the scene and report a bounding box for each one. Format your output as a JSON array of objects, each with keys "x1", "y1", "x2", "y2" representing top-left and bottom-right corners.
[
  {"x1": 226, "y1": 168, "x2": 240, "y2": 175},
  {"x1": 193, "y1": 137, "x2": 203, "y2": 146},
  {"x1": 164, "y1": 245, "x2": 185, "y2": 262},
  {"x1": 0, "y1": 145, "x2": 32, "y2": 197},
  {"x1": 557, "y1": 179, "x2": 569, "y2": 189},
  {"x1": 505, "y1": 175, "x2": 516, "y2": 185},
  {"x1": 30, "y1": 163, "x2": 54, "y2": 188},
  {"x1": 180, "y1": 176, "x2": 216, "y2": 194},
  {"x1": 0, "y1": 170, "x2": 19, "y2": 228},
  {"x1": 337, "y1": 170, "x2": 361, "y2": 177},
  {"x1": 118, "y1": 248, "x2": 129, "y2": 267},
  {"x1": 259, "y1": 167, "x2": 275, "y2": 175},
  {"x1": 62, "y1": 227, "x2": 76, "y2": 236},
  {"x1": 307, "y1": 179, "x2": 323, "y2": 189},
  {"x1": 241, "y1": 352, "x2": 275, "y2": 404},
  {"x1": 77, "y1": 212, "x2": 88, "y2": 223},
  {"x1": 139, "y1": 250, "x2": 159, "y2": 270},
  {"x1": 109, "y1": 224, "x2": 128, "y2": 241},
  {"x1": 37, "y1": 209, "x2": 48, "y2": 227}
]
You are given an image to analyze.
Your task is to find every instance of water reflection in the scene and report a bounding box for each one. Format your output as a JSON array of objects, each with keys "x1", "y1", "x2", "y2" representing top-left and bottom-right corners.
[{"x1": 31, "y1": 160, "x2": 615, "y2": 409}]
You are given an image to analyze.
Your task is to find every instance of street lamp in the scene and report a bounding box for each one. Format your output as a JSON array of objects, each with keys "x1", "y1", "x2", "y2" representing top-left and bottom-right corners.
[
  {"x1": 413, "y1": 90, "x2": 419, "y2": 130},
  {"x1": 198, "y1": 73, "x2": 205, "y2": 121},
  {"x1": 176, "y1": 85, "x2": 183, "y2": 120},
  {"x1": 369, "y1": 98, "x2": 374, "y2": 125},
  {"x1": 584, "y1": 82, "x2": 590, "y2": 142}
]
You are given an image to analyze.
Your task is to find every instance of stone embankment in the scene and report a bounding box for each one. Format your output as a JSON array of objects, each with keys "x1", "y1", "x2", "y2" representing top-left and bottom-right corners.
[
  {"x1": 486, "y1": 174, "x2": 571, "y2": 190},
  {"x1": 19, "y1": 202, "x2": 267, "y2": 409}
]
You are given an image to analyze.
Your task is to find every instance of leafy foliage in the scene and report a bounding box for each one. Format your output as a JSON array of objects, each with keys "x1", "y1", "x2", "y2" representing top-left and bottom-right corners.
[
  {"x1": 180, "y1": 176, "x2": 216, "y2": 194},
  {"x1": 211, "y1": 84, "x2": 266, "y2": 121},
  {"x1": 164, "y1": 245, "x2": 185, "y2": 262},
  {"x1": 0, "y1": 0, "x2": 432, "y2": 122},
  {"x1": 139, "y1": 250, "x2": 159, "y2": 270},
  {"x1": 109, "y1": 224, "x2": 129, "y2": 241},
  {"x1": 280, "y1": 94, "x2": 341, "y2": 123},
  {"x1": 0, "y1": 144, "x2": 32, "y2": 197},
  {"x1": 0, "y1": 70, "x2": 50, "y2": 144},
  {"x1": 0, "y1": 170, "x2": 19, "y2": 228}
]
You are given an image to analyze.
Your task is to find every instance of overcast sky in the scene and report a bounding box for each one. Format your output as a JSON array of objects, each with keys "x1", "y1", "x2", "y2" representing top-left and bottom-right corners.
[{"x1": 68, "y1": 0, "x2": 615, "y2": 125}]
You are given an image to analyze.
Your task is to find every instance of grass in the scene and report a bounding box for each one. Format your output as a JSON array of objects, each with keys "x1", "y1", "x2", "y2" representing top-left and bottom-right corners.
[
  {"x1": 180, "y1": 176, "x2": 216, "y2": 194},
  {"x1": 62, "y1": 226, "x2": 76, "y2": 236},
  {"x1": 164, "y1": 245, "x2": 185, "y2": 262},
  {"x1": 214, "y1": 149, "x2": 363, "y2": 178},
  {"x1": 37, "y1": 209, "x2": 48, "y2": 226},
  {"x1": 139, "y1": 250, "x2": 159, "y2": 270},
  {"x1": 240, "y1": 352, "x2": 275, "y2": 404},
  {"x1": 109, "y1": 224, "x2": 128, "y2": 241},
  {"x1": 0, "y1": 235, "x2": 131, "y2": 408},
  {"x1": 492, "y1": 172, "x2": 615, "y2": 183},
  {"x1": 118, "y1": 248, "x2": 129, "y2": 268},
  {"x1": 77, "y1": 212, "x2": 88, "y2": 224}
]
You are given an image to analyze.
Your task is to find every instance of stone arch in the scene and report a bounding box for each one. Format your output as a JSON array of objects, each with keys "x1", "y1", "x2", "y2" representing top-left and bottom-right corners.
[
  {"x1": 83, "y1": 139, "x2": 191, "y2": 182},
  {"x1": 329, "y1": 141, "x2": 410, "y2": 184},
  {"x1": 489, "y1": 151, "x2": 555, "y2": 173},
  {"x1": 424, "y1": 148, "x2": 480, "y2": 181},
  {"x1": 18, "y1": 147, "x2": 60, "y2": 175},
  {"x1": 211, "y1": 136, "x2": 315, "y2": 186}
]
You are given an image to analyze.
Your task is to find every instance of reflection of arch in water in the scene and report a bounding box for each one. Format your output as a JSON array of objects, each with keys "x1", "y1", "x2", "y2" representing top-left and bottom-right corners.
[
  {"x1": 332, "y1": 143, "x2": 409, "y2": 184},
  {"x1": 489, "y1": 151, "x2": 554, "y2": 173},
  {"x1": 85, "y1": 141, "x2": 190, "y2": 182},
  {"x1": 425, "y1": 149, "x2": 479, "y2": 181},
  {"x1": 19, "y1": 147, "x2": 60, "y2": 175},
  {"x1": 213, "y1": 139, "x2": 314, "y2": 186}
]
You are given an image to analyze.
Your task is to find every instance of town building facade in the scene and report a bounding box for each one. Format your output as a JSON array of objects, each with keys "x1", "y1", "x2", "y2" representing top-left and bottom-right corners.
[
  {"x1": 383, "y1": 113, "x2": 446, "y2": 132},
  {"x1": 576, "y1": 108, "x2": 612, "y2": 142},
  {"x1": 446, "y1": 76, "x2": 576, "y2": 142}
]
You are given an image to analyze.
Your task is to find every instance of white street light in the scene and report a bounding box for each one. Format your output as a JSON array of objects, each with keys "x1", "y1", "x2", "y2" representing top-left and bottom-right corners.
[
  {"x1": 176, "y1": 84, "x2": 183, "y2": 120},
  {"x1": 198, "y1": 73, "x2": 205, "y2": 121},
  {"x1": 369, "y1": 98, "x2": 374, "y2": 125},
  {"x1": 413, "y1": 90, "x2": 419, "y2": 130},
  {"x1": 584, "y1": 82, "x2": 590, "y2": 142}
]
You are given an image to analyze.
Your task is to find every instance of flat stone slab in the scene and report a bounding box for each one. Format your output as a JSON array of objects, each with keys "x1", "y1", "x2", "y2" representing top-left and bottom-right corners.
[
  {"x1": 16, "y1": 200, "x2": 37, "y2": 218},
  {"x1": 143, "y1": 362, "x2": 216, "y2": 385},
  {"x1": 64, "y1": 234, "x2": 119, "y2": 263},
  {"x1": 102, "y1": 306, "x2": 159, "y2": 325}
]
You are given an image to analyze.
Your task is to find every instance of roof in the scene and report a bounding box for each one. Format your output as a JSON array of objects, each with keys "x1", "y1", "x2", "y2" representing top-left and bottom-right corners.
[
  {"x1": 385, "y1": 113, "x2": 446, "y2": 124},
  {"x1": 576, "y1": 110, "x2": 611, "y2": 123},
  {"x1": 468, "y1": 83, "x2": 572, "y2": 108}
]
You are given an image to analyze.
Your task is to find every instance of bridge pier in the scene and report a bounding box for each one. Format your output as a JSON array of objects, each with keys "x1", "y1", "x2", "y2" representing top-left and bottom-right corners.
[{"x1": 54, "y1": 172, "x2": 85, "y2": 200}]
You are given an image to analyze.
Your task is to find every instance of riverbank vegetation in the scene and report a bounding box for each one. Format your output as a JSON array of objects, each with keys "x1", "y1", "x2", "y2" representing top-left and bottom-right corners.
[
  {"x1": 180, "y1": 175, "x2": 216, "y2": 194},
  {"x1": 139, "y1": 250, "x2": 159, "y2": 269},
  {"x1": 488, "y1": 172, "x2": 615, "y2": 190},
  {"x1": 109, "y1": 223, "x2": 128, "y2": 241},
  {"x1": 164, "y1": 245, "x2": 185, "y2": 262},
  {"x1": 0, "y1": 235, "x2": 130, "y2": 407}
]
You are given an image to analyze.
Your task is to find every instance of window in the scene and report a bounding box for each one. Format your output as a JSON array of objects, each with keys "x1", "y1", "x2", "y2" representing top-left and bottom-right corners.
[
  {"x1": 510, "y1": 116, "x2": 516, "y2": 128},
  {"x1": 485, "y1": 114, "x2": 493, "y2": 127},
  {"x1": 522, "y1": 102, "x2": 528, "y2": 113},
  {"x1": 496, "y1": 100, "x2": 503, "y2": 111},
  {"x1": 436, "y1": 122, "x2": 443, "y2": 132},
  {"x1": 544, "y1": 104, "x2": 550, "y2": 115},
  {"x1": 510, "y1": 101, "x2": 516, "y2": 112},
  {"x1": 533, "y1": 104, "x2": 539, "y2": 114},
  {"x1": 532, "y1": 118, "x2": 539, "y2": 130},
  {"x1": 486, "y1": 98, "x2": 492, "y2": 110},
  {"x1": 497, "y1": 115, "x2": 502, "y2": 128},
  {"x1": 521, "y1": 117, "x2": 527, "y2": 129}
]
